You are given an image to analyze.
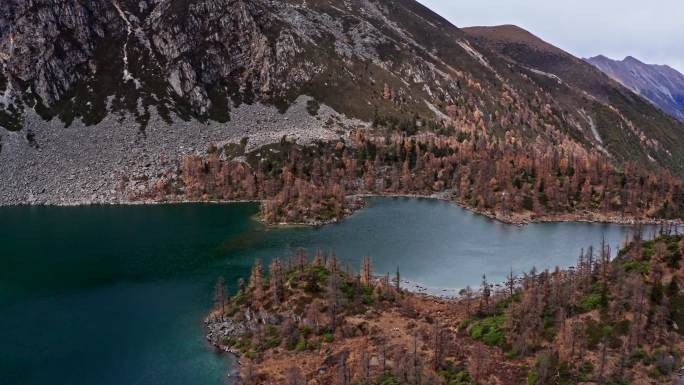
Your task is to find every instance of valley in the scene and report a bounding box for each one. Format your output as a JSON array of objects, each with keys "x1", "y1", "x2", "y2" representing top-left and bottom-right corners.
[{"x1": 1, "y1": 0, "x2": 683, "y2": 384}]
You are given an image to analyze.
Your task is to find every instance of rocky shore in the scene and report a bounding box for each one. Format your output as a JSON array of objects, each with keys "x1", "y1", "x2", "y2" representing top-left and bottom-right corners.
[
  {"x1": 352, "y1": 193, "x2": 682, "y2": 227},
  {"x1": 205, "y1": 316, "x2": 248, "y2": 355},
  {"x1": 203, "y1": 237, "x2": 684, "y2": 384},
  {"x1": 458, "y1": 201, "x2": 684, "y2": 227}
]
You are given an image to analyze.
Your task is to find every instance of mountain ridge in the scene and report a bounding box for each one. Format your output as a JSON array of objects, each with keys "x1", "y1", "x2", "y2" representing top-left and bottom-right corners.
[
  {"x1": 463, "y1": 24, "x2": 684, "y2": 173},
  {"x1": 586, "y1": 54, "x2": 684, "y2": 123}
]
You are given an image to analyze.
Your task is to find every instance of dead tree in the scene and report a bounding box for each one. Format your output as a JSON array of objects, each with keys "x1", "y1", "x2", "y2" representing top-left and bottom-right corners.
[
  {"x1": 285, "y1": 367, "x2": 305, "y2": 385},
  {"x1": 432, "y1": 323, "x2": 447, "y2": 370},
  {"x1": 506, "y1": 268, "x2": 516, "y2": 298},
  {"x1": 328, "y1": 263, "x2": 341, "y2": 331},
  {"x1": 213, "y1": 276, "x2": 227, "y2": 320},
  {"x1": 250, "y1": 259, "x2": 263, "y2": 300},
  {"x1": 411, "y1": 332, "x2": 422, "y2": 385},
  {"x1": 270, "y1": 258, "x2": 285, "y2": 304},
  {"x1": 338, "y1": 351, "x2": 351, "y2": 385},
  {"x1": 361, "y1": 257, "x2": 373, "y2": 287}
]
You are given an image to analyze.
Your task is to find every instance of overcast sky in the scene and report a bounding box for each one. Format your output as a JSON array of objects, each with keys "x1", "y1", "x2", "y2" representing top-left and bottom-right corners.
[{"x1": 417, "y1": 0, "x2": 684, "y2": 73}]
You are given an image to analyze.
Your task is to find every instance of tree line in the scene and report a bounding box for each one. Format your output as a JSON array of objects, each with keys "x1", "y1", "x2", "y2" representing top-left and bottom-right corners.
[
  {"x1": 143, "y1": 127, "x2": 684, "y2": 224},
  {"x1": 208, "y1": 227, "x2": 684, "y2": 384}
]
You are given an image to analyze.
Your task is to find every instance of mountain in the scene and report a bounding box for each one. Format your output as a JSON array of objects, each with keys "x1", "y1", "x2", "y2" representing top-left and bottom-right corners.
[
  {"x1": 587, "y1": 55, "x2": 684, "y2": 123},
  {"x1": 463, "y1": 25, "x2": 684, "y2": 172},
  {"x1": 1, "y1": 1, "x2": 684, "y2": 206}
]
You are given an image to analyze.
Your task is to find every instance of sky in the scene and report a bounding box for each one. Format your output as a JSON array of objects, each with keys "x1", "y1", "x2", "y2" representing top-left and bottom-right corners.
[{"x1": 417, "y1": 0, "x2": 684, "y2": 73}]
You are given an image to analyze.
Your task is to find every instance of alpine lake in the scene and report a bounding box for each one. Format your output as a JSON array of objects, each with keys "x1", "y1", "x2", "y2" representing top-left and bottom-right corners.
[{"x1": 0, "y1": 197, "x2": 653, "y2": 385}]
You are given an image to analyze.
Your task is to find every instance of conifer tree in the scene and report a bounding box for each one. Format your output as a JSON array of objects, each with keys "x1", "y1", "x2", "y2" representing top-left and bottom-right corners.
[{"x1": 479, "y1": 274, "x2": 490, "y2": 313}]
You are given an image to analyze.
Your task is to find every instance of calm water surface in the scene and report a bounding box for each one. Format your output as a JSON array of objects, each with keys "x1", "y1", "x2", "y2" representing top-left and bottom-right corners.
[{"x1": 0, "y1": 198, "x2": 648, "y2": 385}]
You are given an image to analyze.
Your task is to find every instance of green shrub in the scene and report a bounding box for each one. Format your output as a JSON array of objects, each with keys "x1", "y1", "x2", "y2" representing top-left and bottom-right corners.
[
  {"x1": 437, "y1": 362, "x2": 473, "y2": 385},
  {"x1": 528, "y1": 351, "x2": 557, "y2": 385},
  {"x1": 362, "y1": 287, "x2": 374, "y2": 304},
  {"x1": 266, "y1": 336, "x2": 281, "y2": 349},
  {"x1": 623, "y1": 260, "x2": 649, "y2": 274},
  {"x1": 522, "y1": 196, "x2": 534, "y2": 211},
  {"x1": 469, "y1": 315, "x2": 506, "y2": 347},
  {"x1": 578, "y1": 293, "x2": 602, "y2": 312},
  {"x1": 577, "y1": 361, "x2": 594, "y2": 381},
  {"x1": 651, "y1": 282, "x2": 664, "y2": 304},
  {"x1": 377, "y1": 373, "x2": 402, "y2": 385},
  {"x1": 578, "y1": 283, "x2": 609, "y2": 312},
  {"x1": 295, "y1": 338, "x2": 307, "y2": 352}
]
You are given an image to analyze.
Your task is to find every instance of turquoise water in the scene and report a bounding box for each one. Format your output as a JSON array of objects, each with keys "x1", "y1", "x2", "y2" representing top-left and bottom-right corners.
[{"x1": 0, "y1": 198, "x2": 646, "y2": 385}]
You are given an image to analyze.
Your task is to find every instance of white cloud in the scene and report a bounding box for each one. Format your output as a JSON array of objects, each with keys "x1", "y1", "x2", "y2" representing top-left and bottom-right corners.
[{"x1": 417, "y1": 0, "x2": 684, "y2": 73}]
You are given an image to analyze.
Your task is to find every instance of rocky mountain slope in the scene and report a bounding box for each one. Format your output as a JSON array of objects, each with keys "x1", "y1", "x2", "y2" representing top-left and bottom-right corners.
[
  {"x1": 1, "y1": 1, "x2": 684, "y2": 205},
  {"x1": 463, "y1": 25, "x2": 684, "y2": 173},
  {"x1": 587, "y1": 55, "x2": 684, "y2": 123}
]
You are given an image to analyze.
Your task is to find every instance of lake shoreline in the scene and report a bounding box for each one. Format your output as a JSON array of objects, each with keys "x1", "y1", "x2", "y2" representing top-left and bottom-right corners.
[
  {"x1": 202, "y1": 276, "x2": 470, "y2": 375},
  {"x1": 2, "y1": 193, "x2": 680, "y2": 228},
  {"x1": 204, "y1": 231, "x2": 684, "y2": 384},
  {"x1": 4, "y1": 199, "x2": 672, "y2": 384}
]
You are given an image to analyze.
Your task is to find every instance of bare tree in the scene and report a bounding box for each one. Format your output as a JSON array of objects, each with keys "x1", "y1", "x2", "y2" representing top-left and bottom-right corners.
[
  {"x1": 361, "y1": 257, "x2": 373, "y2": 287},
  {"x1": 338, "y1": 351, "x2": 351, "y2": 385},
  {"x1": 411, "y1": 332, "x2": 422, "y2": 385},
  {"x1": 213, "y1": 276, "x2": 227, "y2": 320},
  {"x1": 285, "y1": 366, "x2": 305, "y2": 385},
  {"x1": 459, "y1": 285, "x2": 474, "y2": 318},
  {"x1": 468, "y1": 344, "x2": 488, "y2": 384},
  {"x1": 506, "y1": 268, "x2": 516, "y2": 298},
  {"x1": 432, "y1": 323, "x2": 447, "y2": 370},
  {"x1": 250, "y1": 259, "x2": 263, "y2": 301},
  {"x1": 270, "y1": 258, "x2": 285, "y2": 304},
  {"x1": 359, "y1": 342, "x2": 371, "y2": 385},
  {"x1": 598, "y1": 335, "x2": 609, "y2": 385},
  {"x1": 328, "y1": 262, "x2": 341, "y2": 331}
]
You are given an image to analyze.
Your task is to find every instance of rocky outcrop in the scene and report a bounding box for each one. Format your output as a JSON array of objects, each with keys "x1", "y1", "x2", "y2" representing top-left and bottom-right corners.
[
  {"x1": 0, "y1": 0, "x2": 120, "y2": 105},
  {"x1": 205, "y1": 319, "x2": 248, "y2": 352}
]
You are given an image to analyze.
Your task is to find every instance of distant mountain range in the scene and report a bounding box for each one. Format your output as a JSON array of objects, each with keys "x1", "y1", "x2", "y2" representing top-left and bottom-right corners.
[{"x1": 586, "y1": 55, "x2": 684, "y2": 123}]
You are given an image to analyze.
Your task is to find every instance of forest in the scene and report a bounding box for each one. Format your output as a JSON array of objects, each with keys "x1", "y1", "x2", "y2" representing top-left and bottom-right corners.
[
  {"x1": 206, "y1": 226, "x2": 684, "y2": 385},
  {"x1": 141, "y1": 126, "x2": 684, "y2": 225}
]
